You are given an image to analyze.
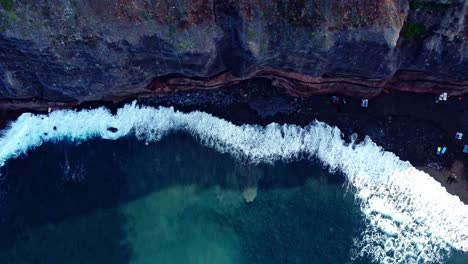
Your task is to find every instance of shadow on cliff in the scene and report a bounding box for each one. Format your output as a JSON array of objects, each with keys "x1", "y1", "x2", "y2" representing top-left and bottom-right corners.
[{"x1": 210, "y1": 0, "x2": 256, "y2": 77}]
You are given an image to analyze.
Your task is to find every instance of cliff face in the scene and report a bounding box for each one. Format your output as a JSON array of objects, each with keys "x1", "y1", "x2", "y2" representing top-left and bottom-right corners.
[{"x1": 0, "y1": 0, "x2": 467, "y2": 109}]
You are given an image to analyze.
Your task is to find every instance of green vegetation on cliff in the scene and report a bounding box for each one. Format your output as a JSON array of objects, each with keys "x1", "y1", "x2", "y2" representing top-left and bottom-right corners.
[
  {"x1": 404, "y1": 23, "x2": 426, "y2": 40},
  {"x1": 0, "y1": 0, "x2": 16, "y2": 30},
  {"x1": 0, "y1": 0, "x2": 13, "y2": 11}
]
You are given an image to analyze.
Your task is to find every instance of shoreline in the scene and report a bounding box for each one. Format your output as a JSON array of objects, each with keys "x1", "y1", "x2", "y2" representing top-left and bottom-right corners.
[
  {"x1": 0, "y1": 68, "x2": 467, "y2": 114},
  {"x1": 0, "y1": 78, "x2": 467, "y2": 203}
]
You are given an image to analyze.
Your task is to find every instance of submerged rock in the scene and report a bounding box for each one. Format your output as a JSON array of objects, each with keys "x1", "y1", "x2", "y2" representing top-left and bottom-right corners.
[{"x1": 242, "y1": 186, "x2": 258, "y2": 203}]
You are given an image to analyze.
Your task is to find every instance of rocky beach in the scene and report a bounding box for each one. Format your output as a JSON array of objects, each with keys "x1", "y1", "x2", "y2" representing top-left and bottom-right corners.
[{"x1": 0, "y1": 1, "x2": 467, "y2": 263}]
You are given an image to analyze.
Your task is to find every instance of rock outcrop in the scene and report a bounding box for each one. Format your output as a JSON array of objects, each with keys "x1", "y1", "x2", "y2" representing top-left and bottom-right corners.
[{"x1": 0, "y1": 0, "x2": 467, "y2": 110}]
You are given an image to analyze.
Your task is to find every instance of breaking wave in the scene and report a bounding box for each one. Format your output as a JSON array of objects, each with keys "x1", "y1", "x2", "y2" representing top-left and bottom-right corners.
[{"x1": 0, "y1": 102, "x2": 467, "y2": 263}]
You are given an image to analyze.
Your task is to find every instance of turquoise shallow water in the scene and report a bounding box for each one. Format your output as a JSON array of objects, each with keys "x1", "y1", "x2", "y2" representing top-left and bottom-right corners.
[{"x1": 0, "y1": 134, "x2": 466, "y2": 263}]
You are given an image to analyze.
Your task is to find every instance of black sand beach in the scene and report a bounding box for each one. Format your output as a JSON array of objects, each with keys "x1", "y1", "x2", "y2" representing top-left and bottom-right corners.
[{"x1": 1, "y1": 78, "x2": 467, "y2": 203}]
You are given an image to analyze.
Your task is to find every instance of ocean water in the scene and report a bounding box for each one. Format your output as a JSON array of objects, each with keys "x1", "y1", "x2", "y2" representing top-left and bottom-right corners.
[
  {"x1": 0, "y1": 103, "x2": 467, "y2": 264},
  {"x1": 0, "y1": 136, "x2": 362, "y2": 264}
]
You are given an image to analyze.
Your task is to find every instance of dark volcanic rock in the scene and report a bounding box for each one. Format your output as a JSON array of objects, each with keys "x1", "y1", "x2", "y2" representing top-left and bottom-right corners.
[{"x1": 0, "y1": 0, "x2": 467, "y2": 109}]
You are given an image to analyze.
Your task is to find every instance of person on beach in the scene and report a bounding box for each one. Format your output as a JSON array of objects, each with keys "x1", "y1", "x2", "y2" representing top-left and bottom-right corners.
[
  {"x1": 446, "y1": 173, "x2": 457, "y2": 185},
  {"x1": 446, "y1": 160, "x2": 463, "y2": 185}
]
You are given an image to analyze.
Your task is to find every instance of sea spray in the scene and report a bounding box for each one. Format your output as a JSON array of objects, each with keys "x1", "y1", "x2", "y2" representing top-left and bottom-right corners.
[{"x1": 0, "y1": 102, "x2": 467, "y2": 263}]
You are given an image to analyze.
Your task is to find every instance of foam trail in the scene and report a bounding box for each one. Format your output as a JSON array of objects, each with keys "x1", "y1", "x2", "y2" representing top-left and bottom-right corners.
[{"x1": 0, "y1": 102, "x2": 467, "y2": 263}]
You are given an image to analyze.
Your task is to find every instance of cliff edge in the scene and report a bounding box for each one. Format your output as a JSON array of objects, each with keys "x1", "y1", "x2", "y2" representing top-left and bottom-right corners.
[{"x1": 0, "y1": 0, "x2": 467, "y2": 110}]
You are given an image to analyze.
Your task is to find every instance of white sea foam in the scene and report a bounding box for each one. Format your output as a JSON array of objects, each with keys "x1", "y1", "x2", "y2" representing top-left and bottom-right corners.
[{"x1": 0, "y1": 102, "x2": 467, "y2": 263}]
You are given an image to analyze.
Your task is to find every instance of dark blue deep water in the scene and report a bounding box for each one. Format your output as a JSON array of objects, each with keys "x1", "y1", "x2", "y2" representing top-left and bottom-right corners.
[{"x1": 0, "y1": 134, "x2": 466, "y2": 264}]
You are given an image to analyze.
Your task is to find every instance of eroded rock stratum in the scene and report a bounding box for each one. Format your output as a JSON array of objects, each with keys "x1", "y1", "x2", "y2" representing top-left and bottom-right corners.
[{"x1": 0, "y1": 0, "x2": 466, "y2": 109}]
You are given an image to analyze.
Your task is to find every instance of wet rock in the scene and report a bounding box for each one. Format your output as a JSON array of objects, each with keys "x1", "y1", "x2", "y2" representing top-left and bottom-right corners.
[{"x1": 107, "y1": 127, "x2": 118, "y2": 133}]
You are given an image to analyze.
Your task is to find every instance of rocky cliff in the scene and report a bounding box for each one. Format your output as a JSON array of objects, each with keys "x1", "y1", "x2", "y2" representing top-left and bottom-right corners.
[{"x1": 0, "y1": 0, "x2": 467, "y2": 110}]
